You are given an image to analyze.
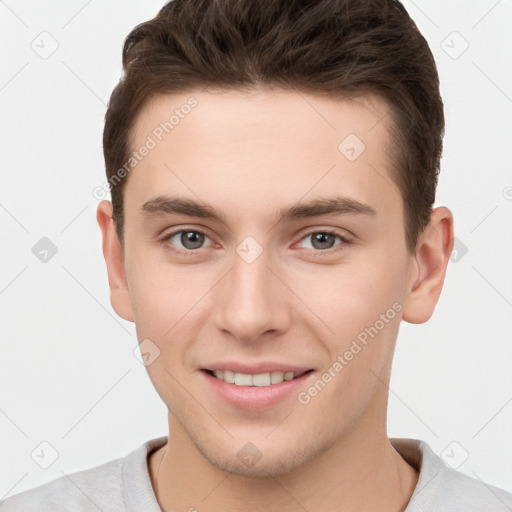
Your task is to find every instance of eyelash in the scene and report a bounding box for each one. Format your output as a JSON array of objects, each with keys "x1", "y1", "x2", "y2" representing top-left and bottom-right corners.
[{"x1": 159, "y1": 228, "x2": 351, "y2": 257}]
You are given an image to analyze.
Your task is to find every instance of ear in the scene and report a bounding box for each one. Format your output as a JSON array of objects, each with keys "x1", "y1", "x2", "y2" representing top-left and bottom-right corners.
[
  {"x1": 402, "y1": 206, "x2": 454, "y2": 324},
  {"x1": 96, "y1": 200, "x2": 134, "y2": 323}
]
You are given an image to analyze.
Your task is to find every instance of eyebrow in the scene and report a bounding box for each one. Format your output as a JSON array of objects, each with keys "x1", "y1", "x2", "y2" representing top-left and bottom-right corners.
[{"x1": 140, "y1": 195, "x2": 377, "y2": 225}]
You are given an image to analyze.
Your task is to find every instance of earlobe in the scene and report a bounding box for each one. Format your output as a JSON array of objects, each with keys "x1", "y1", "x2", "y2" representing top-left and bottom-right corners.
[
  {"x1": 402, "y1": 207, "x2": 454, "y2": 324},
  {"x1": 96, "y1": 200, "x2": 134, "y2": 323}
]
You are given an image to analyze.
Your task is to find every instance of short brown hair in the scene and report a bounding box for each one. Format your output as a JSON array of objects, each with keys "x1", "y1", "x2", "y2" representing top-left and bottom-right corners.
[{"x1": 103, "y1": 0, "x2": 444, "y2": 252}]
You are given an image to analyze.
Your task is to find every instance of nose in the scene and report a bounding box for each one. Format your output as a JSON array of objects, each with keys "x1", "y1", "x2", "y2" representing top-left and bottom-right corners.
[{"x1": 212, "y1": 246, "x2": 292, "y2": 345}]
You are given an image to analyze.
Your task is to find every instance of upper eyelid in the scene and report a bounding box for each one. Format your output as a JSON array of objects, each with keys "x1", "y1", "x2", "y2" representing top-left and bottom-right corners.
[
  {"x1": 163, "y1": 227, "x2": 214, "y2": 243},
  {"x1": 162, "y1": 226, "x2": 350, "y2": 240}
]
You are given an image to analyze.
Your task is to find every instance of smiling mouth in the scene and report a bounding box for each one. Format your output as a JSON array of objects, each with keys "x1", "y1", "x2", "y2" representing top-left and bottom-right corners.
[{"x1": 203, "y1": 369, "x2": 314, "y2": 387}]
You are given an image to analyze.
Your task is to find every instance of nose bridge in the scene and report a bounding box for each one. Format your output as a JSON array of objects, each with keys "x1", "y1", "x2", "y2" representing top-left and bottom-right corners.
[{"x1": 213, "y1": 240, "x2": 290, "y2": 342}]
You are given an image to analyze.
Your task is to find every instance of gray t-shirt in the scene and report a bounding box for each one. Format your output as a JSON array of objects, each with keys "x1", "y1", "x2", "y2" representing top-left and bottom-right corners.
[{"x1": 1, "y1": 436, "x2": 511, "y2": 511}]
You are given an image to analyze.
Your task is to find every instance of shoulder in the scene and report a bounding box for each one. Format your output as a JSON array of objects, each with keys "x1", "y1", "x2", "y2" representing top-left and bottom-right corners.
[
  {"x1": 430, "y1": 465, "x2": 512, "y2": 511},
  {"x1": 0, "y1": 457, "x2": 126, "y2": 512},
  {"x1": 0, "y1": 437, "x2": 167, "y2": 512},
  {"x1": 392, "y1": 438, "x2": 512, "y2": 512}
]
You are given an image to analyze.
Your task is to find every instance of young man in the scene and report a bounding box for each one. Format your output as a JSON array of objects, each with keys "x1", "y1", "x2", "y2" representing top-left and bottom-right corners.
[{"x1": 2, "y1": 0, "x2": 511, "y2": 510}]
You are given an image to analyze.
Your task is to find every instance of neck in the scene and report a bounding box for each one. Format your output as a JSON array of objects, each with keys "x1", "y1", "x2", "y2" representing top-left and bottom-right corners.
[{"x1": 149, "y1": 412, "x2": 419, "y2": 512}]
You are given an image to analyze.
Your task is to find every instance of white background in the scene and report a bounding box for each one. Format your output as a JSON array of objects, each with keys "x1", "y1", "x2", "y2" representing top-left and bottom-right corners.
[{"x1": 1, "y1": 0, "x2": 511, "y2": 501}]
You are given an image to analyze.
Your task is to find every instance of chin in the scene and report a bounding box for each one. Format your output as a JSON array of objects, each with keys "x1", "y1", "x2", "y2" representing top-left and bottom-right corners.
[{"x1": 197, "y1": 441, "x2": 312, "y2": 478}]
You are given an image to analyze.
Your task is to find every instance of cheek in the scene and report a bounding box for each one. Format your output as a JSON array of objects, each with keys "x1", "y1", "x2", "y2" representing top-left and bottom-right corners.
[
  {"x1": 290, "y1": 258, "x2": 404, "y2": 338},
  {"x1": 292, "y1": 262, "x2": 403, "y2": 421},
  {"x1": 126, "y1": 249, "x2": 200, "y2": 332},
  {"x1": 127, "y1": 261, "x2": 199, "y2": 404},
  {"x1": 126, "y1": 254, "x2": 213, "y2": 382}
]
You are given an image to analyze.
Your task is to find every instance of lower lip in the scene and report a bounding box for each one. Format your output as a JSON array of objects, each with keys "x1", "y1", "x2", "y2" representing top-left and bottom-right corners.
[{"x1": 200, "y1": 370, "x2": 314, "y2": 410}]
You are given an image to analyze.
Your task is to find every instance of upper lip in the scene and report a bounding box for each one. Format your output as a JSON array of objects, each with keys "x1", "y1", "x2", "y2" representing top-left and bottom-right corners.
[{"x1": 201, "y1": 362, "x2": 313, "y2": 374}]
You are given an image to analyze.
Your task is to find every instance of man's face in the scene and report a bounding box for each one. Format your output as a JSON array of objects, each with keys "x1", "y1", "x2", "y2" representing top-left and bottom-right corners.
[{"x1": 120, "y1": 88, "x2": 417, "y2": 476}]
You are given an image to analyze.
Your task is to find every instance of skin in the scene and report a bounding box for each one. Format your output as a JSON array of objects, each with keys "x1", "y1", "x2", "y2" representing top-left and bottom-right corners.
[{"x1": 97, "y1": 88, "x2": 454, "y2": 512}]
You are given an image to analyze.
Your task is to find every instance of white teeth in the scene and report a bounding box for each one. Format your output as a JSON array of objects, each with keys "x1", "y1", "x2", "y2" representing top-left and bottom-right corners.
[
  {"x1": 223, "y1": 370, "x2": 235, "y2": 383},
  {"x1": 252, "y1": 373, "x2": 271, "y2": 387},
  {"x1": 234, "y1": 372, "x2": 253, "y2": 386},
  {"x1": 270, "y1": 371, "x2": 284, "y2": 384},
  {"x1": 210, "y1": 370, "x2": 306, "y2": 386}
]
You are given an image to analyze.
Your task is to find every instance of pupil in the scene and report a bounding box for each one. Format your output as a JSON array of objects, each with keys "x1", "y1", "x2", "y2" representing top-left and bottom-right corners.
[
  {"x1": 313, "y1": 233, "x2": 334, "y2": 250},
  {"x1": 182, "y1": 231, "x2": 204, "y2": 249}
]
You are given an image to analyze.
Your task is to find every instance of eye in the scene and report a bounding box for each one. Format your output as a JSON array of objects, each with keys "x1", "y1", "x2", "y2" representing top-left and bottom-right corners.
[
  {"x1": 160, "y1": 228, "x2": 214, "y2": 255},
  {"x1": 296, "y1": 230, "x2": 350, "y2": 253},
  {"x1": 160, "y1": 227, "x2": 350, "y2": 256}
]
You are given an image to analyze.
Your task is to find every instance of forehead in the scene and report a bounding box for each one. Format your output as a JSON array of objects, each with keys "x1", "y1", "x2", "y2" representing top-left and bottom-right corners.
[
  {"x1": 131, "y1": 87, "x2": 392, "y2": 150},
  {"x1": 124, "y1": 88, "x2": 401, "y2": 225}
]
